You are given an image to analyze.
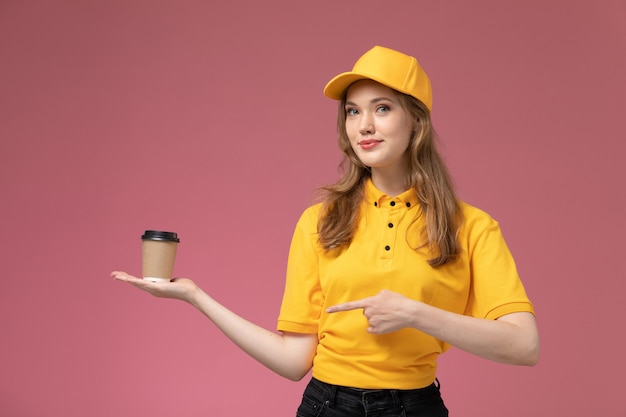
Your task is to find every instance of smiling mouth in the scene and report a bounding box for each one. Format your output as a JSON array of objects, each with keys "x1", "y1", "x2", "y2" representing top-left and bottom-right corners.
[{"x1": 358, "y1": 139, "x2": 383, "y2": 149}]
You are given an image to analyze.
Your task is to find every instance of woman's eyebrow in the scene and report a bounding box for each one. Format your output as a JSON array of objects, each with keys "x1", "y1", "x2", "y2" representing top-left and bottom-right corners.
[{"x1": 345, "y1": 97, "x2": 395, "y2": 106}]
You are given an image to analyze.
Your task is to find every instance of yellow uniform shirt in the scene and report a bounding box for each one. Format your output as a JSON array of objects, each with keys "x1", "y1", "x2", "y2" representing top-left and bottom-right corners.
[{"x1": 277, "y1": 179, "x2": 534, "y2": 389}]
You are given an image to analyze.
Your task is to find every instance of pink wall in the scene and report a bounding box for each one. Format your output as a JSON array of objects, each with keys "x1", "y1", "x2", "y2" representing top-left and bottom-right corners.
[{"x1": 1, "y1": 1, "x2": 624, "y2": 415}]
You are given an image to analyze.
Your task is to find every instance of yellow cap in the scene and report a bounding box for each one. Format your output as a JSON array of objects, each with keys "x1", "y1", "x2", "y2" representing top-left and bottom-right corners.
[{"x1": 323, "y1": 46, "x2": 433, "y2": 111}]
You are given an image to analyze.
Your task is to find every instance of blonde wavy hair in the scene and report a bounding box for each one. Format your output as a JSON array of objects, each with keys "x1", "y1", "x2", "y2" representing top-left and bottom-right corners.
[{"x1": 317, "y1": 90, "x2": 463, "y2": 267}]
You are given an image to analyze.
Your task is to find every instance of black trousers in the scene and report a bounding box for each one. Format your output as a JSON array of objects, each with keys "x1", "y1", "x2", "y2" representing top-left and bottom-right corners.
[{"x1": 296, "y1": 377, "x2": 449, "y2": 417}]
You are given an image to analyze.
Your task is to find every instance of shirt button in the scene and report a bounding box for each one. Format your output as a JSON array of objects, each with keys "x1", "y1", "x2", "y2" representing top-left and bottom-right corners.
[
  {"x1": 388, "y1": 223, "x2": 394, "y2": 228},
  {"x1": 406, "y1": 202, "x2": 411, "y2": 207},
  {"x1": 390, "y1": 201, "x2": 396, "y2": 206},
  {"x1": 385, "y1": 245, "x2": 391, "y2": 251},
  {"x1": 374, "y1": 202, "x2": 378, "y2": 207}
]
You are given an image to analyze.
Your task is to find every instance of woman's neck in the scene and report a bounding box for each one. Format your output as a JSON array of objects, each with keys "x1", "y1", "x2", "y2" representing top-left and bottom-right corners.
[{"x1": 370, "y1": 169, "x2": 410, "y2": 197}]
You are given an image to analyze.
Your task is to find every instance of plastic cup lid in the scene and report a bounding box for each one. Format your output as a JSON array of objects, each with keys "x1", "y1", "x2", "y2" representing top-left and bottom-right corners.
[{"x1": 141, "y1": 230, "x2": 180, "y2": 242}]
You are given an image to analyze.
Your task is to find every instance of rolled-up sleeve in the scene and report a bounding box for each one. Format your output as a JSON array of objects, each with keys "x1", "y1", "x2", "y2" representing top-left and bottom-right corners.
[{"x1": 277, "y1": 206, "x2": 324, "y2": 333}]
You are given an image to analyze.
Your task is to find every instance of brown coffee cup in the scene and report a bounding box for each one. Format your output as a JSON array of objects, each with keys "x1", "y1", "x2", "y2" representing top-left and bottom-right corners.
[{"x1": 141, "y1": 230, "x2": 180, "y2": 283}]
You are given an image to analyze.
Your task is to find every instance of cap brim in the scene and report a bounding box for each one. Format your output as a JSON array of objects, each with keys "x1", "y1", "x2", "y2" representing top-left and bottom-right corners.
[{"x1": 323, "y1": 72, "x2": 374, "y2": 100}]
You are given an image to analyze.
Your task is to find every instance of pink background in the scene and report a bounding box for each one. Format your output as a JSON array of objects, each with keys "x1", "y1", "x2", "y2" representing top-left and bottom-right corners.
[{"x1": 1, "y1": 1, "x2": 625, "y2": 415}]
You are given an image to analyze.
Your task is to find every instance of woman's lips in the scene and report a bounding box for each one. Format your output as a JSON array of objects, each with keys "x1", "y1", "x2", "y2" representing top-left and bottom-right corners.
[{"x1": 358, "y1": 139, "x2": 383, "y2": 150}]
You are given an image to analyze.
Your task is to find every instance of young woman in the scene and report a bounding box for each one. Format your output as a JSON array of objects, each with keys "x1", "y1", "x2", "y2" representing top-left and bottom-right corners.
[{"x1": 112, "y1": 46, "x2": 539, "y2": 416}]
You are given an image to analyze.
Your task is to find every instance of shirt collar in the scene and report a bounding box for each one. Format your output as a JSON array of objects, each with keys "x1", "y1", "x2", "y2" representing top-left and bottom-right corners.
[{"x1": 364, "y1": 178, "x2": 420, "y2": 210}]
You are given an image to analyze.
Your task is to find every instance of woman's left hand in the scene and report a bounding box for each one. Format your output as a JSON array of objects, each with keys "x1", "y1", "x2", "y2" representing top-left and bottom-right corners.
[
  {"x1": 328, "y1": 288, "x2": 540, "y2": 366},
  {"x1": 326, "y1": 289, "x2": 417, "y2": 334}
]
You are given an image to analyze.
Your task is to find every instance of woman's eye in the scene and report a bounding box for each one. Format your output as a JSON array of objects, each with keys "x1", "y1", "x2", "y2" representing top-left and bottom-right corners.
[
  {"x1": 377, "y1": 105, "x2": 390, "y2": 113},
  {"x1": 346, "y1": 108, "x2": 358, "y2": 116}
]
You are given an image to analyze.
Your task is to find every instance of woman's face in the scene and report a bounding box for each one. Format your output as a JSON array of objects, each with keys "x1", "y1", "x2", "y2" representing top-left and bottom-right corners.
[{"x1": 344, "y1": 80, "x2": 415, "y2": 176}]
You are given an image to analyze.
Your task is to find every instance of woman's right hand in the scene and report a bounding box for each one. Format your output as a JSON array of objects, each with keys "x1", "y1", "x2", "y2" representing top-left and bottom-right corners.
[{"x1": 110, "y1": 271, "x2": 200, "y2": 304}]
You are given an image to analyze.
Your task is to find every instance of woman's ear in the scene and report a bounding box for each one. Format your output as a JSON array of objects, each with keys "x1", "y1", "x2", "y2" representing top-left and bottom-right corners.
[{"x1": 413, "y1": 119, "x2": 420, "y2": 131}]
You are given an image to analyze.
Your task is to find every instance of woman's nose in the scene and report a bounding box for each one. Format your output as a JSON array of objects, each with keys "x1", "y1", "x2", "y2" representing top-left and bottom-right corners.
[{"x1": 359, "y1": 114, "x2": 375, "y2": 134}]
